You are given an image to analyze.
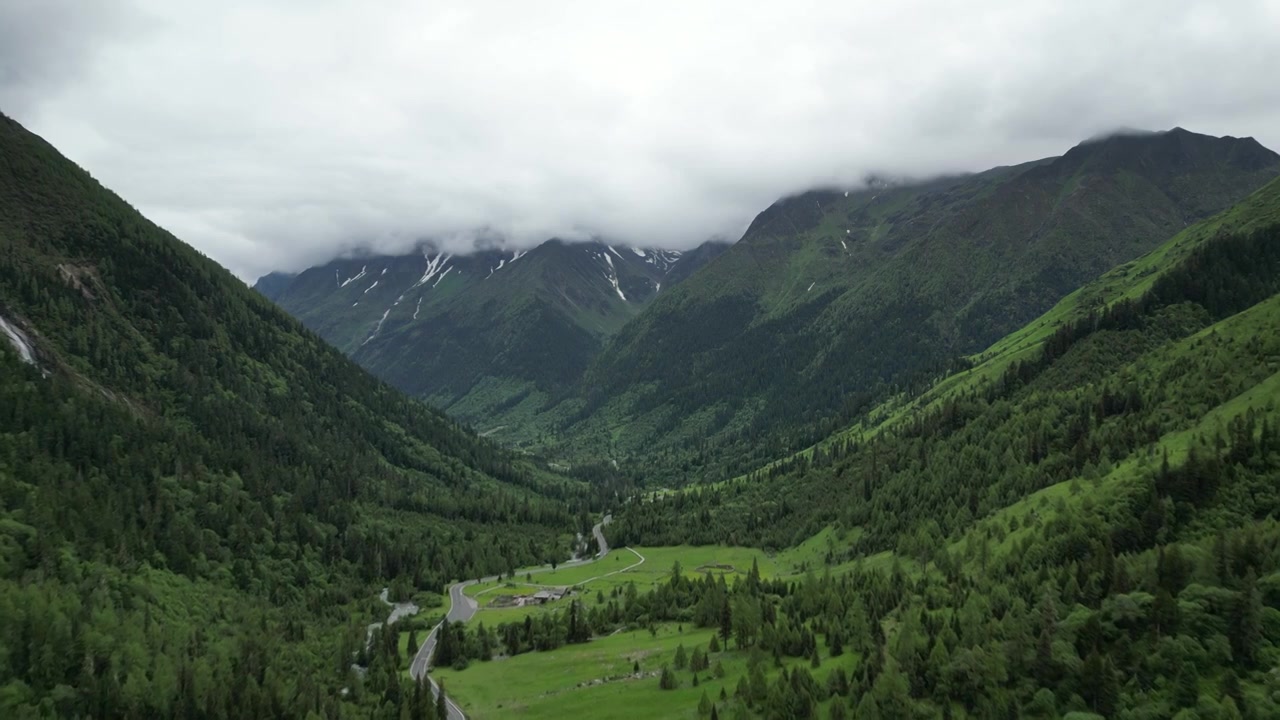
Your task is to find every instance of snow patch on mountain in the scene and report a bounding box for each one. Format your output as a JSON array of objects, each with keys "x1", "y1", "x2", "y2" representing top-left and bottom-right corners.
[
  {"x1": 339, "y1": 265, "x2": 368, "y2": 288},
  {"x1": 412, "y1": 253, "x2": 452, "y2": 289},
  {"x1": 600, "y1": 252, "x2": 626, "y2": 302},
  {"x1": 485, "y1": 257, "x2": 508, "y2": 279},
  {"x1": 643, "y1": 248, "x2": 683, "y2": 271},
  {"x1": 0, "y1": 314, "x2": 37, "y2": 366},
  {"x1": 362, "y1": 308, "x2": 392, "y2": 346}
]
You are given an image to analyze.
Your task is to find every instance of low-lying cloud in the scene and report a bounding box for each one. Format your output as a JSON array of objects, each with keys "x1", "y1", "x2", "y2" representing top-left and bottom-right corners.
[{"x1": 4, "y1": 0, "x2": 1280, "y2": 280}]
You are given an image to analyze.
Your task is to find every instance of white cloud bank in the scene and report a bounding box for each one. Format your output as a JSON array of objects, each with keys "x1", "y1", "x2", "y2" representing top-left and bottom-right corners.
[{"x1": 3, "y1": 0, "x2": 1280, "y2": 279}]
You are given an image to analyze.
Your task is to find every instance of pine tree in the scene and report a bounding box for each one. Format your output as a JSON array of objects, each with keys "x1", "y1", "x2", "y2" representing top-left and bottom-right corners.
[
  {"x1": 674, "y1": 644, "x2": 688, "y2": 670},
  {"x1": 1151, "y1": 589, "x2": 1179, "y2": 638},
  {"x1": 1231, "y1": 569, "x2": 1262, "y2": 667},
  {"x1": 432, "y1": 619, "x2": 453, "y2": 667},
  {"x1": 1175, "y1": 660, "x2": 1199, "y2": 708},
  {"x1": 409, "y1": 674, "x2": 426, "y2": 720},
  {"x1": 1034, "y1": 591, "x2": 1058, "y2": 687},
  {"x1": 855, "y1": 692, "x2": 882, "y2": 720},
  {"x1": 719, "y1": 596, "x2": 733, "y2": 645},
  {"x1": 698, "y1": 690, "x2": 712, "y2": 715},
  {"x1": 659, "y1": 665, "x2": 678, "y2": 690}
]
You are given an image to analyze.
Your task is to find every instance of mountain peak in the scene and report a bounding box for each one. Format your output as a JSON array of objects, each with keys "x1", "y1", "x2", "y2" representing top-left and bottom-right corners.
[{"x1": 1052, "y1": 126, "x2": 1280, "y2": 178}]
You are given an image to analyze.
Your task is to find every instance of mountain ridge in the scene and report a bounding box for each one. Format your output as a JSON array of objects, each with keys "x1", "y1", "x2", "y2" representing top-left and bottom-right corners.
[
  {"x1": 549, "y1": 127, "x2": 1280, "y2": 480},
  {"x1": 256, "y1": 236, "x2": 729, "y2": 425},
  {"x1": 0, "y1": 111, "x2": 580, "y2": 717}
]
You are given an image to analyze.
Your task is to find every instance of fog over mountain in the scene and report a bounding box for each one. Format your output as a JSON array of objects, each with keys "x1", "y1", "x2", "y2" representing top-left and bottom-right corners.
[{"x1": 4, "y1": 0, "x2": 1280, "y2": 280}]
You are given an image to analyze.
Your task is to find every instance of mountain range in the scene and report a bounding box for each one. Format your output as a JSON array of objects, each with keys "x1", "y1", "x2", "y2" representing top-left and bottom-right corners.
[
  {"x1": 261, "y1": 128, "x2": 1280, "y2": 482},
  {"x1": 257, "y1": 238, "x2": 727, "y2": 424},
  {"x1": 7, "y1": 105, "x2": 1280, "y2": 718}
]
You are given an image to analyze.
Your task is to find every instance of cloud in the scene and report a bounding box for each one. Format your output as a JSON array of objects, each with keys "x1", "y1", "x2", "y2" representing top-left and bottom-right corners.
[{"x1": 4, "y1": 0, "x2": 1280, "y2": 280}]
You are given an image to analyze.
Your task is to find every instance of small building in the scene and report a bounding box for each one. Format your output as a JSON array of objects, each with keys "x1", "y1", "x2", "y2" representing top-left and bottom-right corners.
[{"x1": 531, "y1": 588, "x2": 569, "y2": 604}]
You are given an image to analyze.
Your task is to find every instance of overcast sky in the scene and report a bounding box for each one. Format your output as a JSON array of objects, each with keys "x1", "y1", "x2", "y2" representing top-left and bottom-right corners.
[{"x1": 3, "y1": 0, "x2": 1280, "y2": 280}]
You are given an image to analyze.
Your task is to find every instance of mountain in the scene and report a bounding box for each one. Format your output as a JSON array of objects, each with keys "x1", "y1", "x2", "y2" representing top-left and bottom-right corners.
[
  {"x1": 555, "y1": 128, "x2": 1280, "y2": 481},
  {"x1": 605, "y1": 174, "x2": 1280, "y2": 717},
  {"x1": 252, "y1": 270, "x2": 297, "y2": 301},
  {"x1": 0, "y1": 112, "x2": 581, "y2": 717},
  {"x1": 256, "y1": 238, "x2": 727, "y2": 427}
]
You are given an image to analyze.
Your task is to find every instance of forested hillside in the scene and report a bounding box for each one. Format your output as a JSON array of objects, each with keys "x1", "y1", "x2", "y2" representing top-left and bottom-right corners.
[
  {"x1": 601, "y1": 178, "x2": 1280, "y2": 716},
  {"x1": 550, "y1": 129, "x2": 1280, "y2": 484},
  {"x1": 0, "y1": 112, "x2": 583, "y2": 717}
]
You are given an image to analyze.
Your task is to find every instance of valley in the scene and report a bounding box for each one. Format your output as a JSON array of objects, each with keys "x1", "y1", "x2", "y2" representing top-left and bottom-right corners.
[
  {"x1": 367, "y1": 171, "x2": 1280, "y2": 718},
  {"x1": 3, "y1": 68, "x2": 1280, "y2": 720}
]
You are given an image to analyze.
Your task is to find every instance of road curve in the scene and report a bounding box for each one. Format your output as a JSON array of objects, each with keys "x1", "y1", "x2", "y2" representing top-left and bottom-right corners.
[{"x1": 409, "y1": 515, "x2": 614, "y2": 720}]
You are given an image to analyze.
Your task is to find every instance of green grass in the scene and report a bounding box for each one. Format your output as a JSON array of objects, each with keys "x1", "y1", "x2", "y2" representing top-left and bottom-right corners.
[
  {"x1": 433, "y1": 623, "x2": 854, "y2": 720},
  {"x1": 460, "y1": 540, "x2": 886, "y2": 629}
]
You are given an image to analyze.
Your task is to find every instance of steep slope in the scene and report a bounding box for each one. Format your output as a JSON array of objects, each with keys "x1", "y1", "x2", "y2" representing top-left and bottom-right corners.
[
  {"x1": 737, "y1": 173, "x2": 1280, "y2": 477},
  {"x1": 563, "y1": 128, "x2": 1280, "y2": 481},
  {"x1": 0, "y1": 112, "x2": 580, "y2": 717},
  {"x1": 258, "y1": 238, "x2": 727, "y2": 428},
  {"x1": 606, "y1": 182, "x2": 1280, "y2": 716}
]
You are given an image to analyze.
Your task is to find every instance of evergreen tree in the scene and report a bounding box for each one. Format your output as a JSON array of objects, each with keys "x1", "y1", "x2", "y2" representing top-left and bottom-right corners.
[
  {"x1": 1231, "y1": 569, "x2": 1263, "y2": 667},
  {"x1": 1175, "y1": 660, "x2": 1200, "y2": 709},
  {"x1": 659, "y1": 665, "x2": 678, "y2": 690},
  {"x1": 1033, "y1": 591, "x2": 1058, "y2": 687}
]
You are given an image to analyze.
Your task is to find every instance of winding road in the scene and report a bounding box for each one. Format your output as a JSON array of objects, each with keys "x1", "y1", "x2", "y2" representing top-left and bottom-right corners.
[{"x1": 408, "y1": 515, "x2": 622, "y2": 720}]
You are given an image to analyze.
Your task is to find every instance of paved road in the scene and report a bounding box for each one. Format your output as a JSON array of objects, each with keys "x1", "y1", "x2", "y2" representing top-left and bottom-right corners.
[
  {"x1": 409, "y1": 515, "x2": 613, "y2": 720},
  {"x1": 592, "y1": 516, "x2": 610, "y2": 557}
]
